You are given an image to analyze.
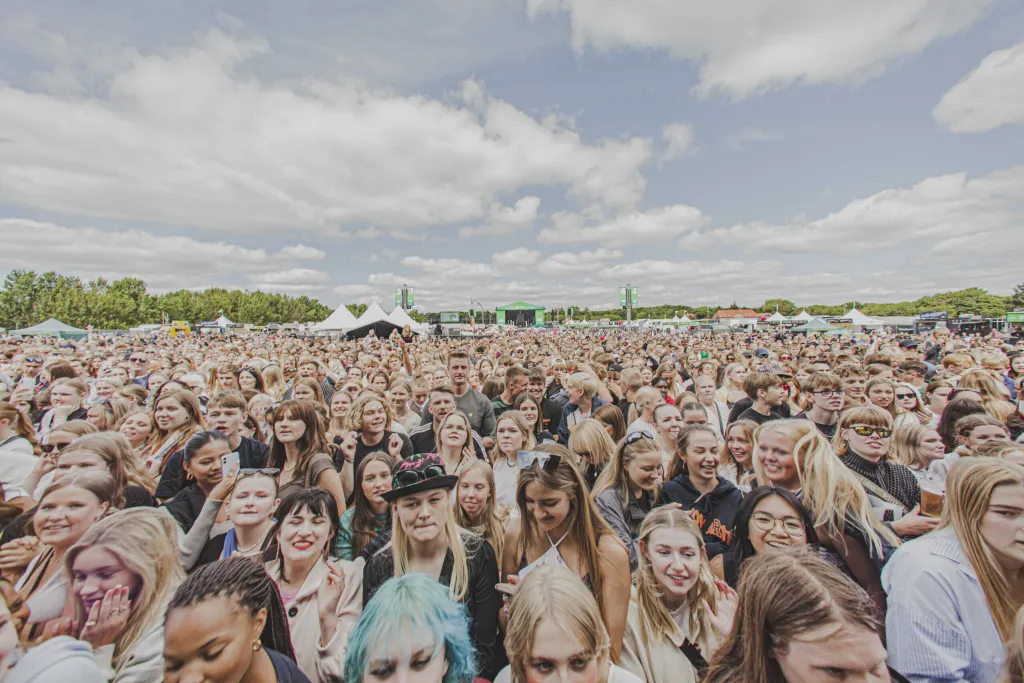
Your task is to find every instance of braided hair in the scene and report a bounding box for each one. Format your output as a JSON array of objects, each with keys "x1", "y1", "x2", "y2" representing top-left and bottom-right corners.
[{"x1": 167, "y1": 556, "x2": 295, "y2": 660}]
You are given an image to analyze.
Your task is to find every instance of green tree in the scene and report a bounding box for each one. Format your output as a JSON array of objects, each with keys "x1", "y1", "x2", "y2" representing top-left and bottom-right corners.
[{"x1": 761, "y1": 299, "x2": 796, "y2": 315}]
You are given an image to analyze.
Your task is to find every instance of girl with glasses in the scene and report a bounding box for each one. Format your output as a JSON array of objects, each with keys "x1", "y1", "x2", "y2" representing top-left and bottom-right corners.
[
  {"x1": 710, "y1": 486, "x2": 817, "y2": 588},
  {"x1": 499, "y1": 445, "x2": 630, "y2": 662},
  {"x1": 835, "y1": 406, "x2": 937, "y2": 539},
  {"x1": 752, "y1": 419, "x2": 900, "y2": 629},
  {"x1": 363, "y1": 453, "x2": 502, "y2": 680}
]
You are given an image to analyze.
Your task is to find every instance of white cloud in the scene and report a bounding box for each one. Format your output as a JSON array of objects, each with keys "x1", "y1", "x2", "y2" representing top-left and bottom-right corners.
[
  {"x1": 537, "y1": 205, "x2": 708, "y2": 247},
  {"x1": 0, "y1": 29, "x2": 651, "y2": 234},
  {"x1": 933, "y1": 41, "x2": 1024, "y2": 133},
  {"x1": 724, "y1": 127, "x2": 784, "y2": 151},
  {"x1": 249, "y1": 268, "x2": 331, "y2": 289},
  {"x1": 459, "y1": 196, "x2": 542, "y2": 237},
  {"x1": 492, "y1": 247, "x2": 542, "y2": 270},
  {"x1": 0, "y1": 219, "x2": 323, "y2": 293},
  {"x1": 661, "y1": 122, "x2": 693, "y2": 160},
  {"x1": 527, "y1": 0, "x2": 994, "y2": 99},
  {"x1": 275, "y1": 245, "x2": 327, "y2": 260},
  {"x1": 678, "y1": 166, "x2": 1024, "y2": 270}
]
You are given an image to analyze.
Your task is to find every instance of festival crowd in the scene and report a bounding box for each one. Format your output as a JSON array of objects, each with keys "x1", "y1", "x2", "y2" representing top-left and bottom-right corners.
[{"x1": 0, "y1": 321, "x2": 1020, "y2": 683}]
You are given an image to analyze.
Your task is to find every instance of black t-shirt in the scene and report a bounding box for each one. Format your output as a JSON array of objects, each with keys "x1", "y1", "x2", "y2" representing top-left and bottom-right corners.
[
  {"x1": 728, "y1": 397, "x2": 790, "y2": 424},
  {"x1": 794, "y1": 411, "x2": 838, "y2": 438},
  {"x1": 155, "y1": 437, "x2": 269, "y2": 500},
  {"x1": 345, "y1": 431, "x2": 413, "y2": 473},
  {"x1": 734, "y1": 407, "x2": 778, "y2": 426}
]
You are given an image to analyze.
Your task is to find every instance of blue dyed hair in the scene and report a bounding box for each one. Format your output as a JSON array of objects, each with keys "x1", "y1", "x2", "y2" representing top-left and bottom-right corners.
[{"x1": 343, "y1": 573, "x2": 476, "y2": 683}]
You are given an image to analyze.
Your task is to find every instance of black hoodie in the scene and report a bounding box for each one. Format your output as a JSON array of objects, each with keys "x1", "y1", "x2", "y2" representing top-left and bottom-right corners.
[{"x1": 660, "y1": 473, "x2": 744, "y2": 558}]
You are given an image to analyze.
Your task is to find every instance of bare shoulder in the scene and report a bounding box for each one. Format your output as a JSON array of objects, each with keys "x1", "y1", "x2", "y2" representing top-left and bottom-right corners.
[{"x1": 597, "y1": 533, "x2": 629, "y2": 563}]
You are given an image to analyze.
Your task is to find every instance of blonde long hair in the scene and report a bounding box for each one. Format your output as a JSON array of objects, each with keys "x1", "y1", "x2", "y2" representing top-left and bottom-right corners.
[
  {"x1": 592, "y1": 433, "x2": 661, "y2": 501},
  {"x1": 61, "y1": 432, "x2": 158, "y2": 503},
  {"x1": 943, "y1": 457, "x2": 1024, "y2": 641},
  {"x1": 753, "y1": 419, "x2": 900, "y2": 558},
  {"x1": 958, "y1": 369, "x2": 1015, "y2": 422},
  {"x1": 391, "y1": 495, "x2": 470, "y2": 601},
  {"x1": 453, "y1": 460, "x2": 510, "y2": 562},
  {"x1": 567, "y1": 418, "x2": 617, "y2": 472},
  {"x1": 65, "y1": 508, "x2": 184, "y2": 670},
  {"x1": 505, "y1": 566, "x2": 610, "y2": 683},
  {"x1": 633, "y1": 507, "x2": 718, "y2": 655},
  {"x1": 488, "y1": 411, "x2": 536, "y2": 465}
]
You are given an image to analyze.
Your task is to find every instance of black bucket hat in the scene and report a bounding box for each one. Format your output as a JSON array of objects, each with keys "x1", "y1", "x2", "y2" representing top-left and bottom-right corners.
[{"x1": 381, "y1": 453, "x2": 458, "y2": 503}]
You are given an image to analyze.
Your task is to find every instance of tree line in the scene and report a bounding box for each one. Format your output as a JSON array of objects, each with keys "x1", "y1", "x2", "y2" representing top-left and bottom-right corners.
[
  {"x1": 0, "y1": 270, "x2": 332, "y2": 330},
  {"x1": 1, "y1": 269, "x2": 1020, "y2": 330}
]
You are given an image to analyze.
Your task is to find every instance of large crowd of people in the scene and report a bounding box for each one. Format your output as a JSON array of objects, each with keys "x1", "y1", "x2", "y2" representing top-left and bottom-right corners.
[{"x1": 0, "y1": 321, "x2": 1021, "y2": 683}]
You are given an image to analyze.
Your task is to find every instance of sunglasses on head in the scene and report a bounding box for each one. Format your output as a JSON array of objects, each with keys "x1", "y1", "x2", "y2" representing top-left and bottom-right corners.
[
  {"x1": 851, "y1": 425, "x2": 892, "y2": 439},
  {"x1": 393, "y1": 464, "x2": 448, "y2": 488},
  {"x1": 517, "y1": 450, "x2": 562, "y2": 473},
  {"x1": 239, "y1": 468, "x2": 280, "y2": 478},
  {"x1": 624, "y1": 430, "x2": 655, "y2": 445}
]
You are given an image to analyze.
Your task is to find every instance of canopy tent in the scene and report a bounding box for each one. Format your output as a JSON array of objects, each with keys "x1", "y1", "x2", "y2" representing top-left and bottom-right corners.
[
  {"x1": 678, "y1": 314, "x2": 692, "y2": 322},
  {"x1": 840, "y1": 307, "x2": 884, "y2": 327},
  {"x1": 792, "y1": 310, "x2": 813, "y2": 322},
  {"x1": 346, "y1": 302, "x2": 402, "y2": 340},
  {"x1": 792, "y1": 317, "x2": 839, "y2": 334},
  {"x1": 10, "y1": 318, "x2": 88, "y2": 339},
  {"x1": 386, "y1": 306, "x2": 425, "y2": 333},
  {"x1": 314, "y1": 304, "x2": 358, "y2": 331},
  {"x1": 355, "y1": 302, "x2": 390, "y2": 326},
  {"x1": 765, "y1": 312, "x2": 788, "y2": 323}
]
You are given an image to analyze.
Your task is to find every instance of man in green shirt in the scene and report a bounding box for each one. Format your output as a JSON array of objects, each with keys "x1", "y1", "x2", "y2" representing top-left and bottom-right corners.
[{"x1": 492, "y1": 365, "x2": 529, "y2": 419}]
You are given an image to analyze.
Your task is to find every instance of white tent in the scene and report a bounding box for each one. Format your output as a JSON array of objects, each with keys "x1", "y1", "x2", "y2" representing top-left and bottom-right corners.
[
  {"x1": 387, "y1": 306, "x2": 425, "y2": 332},
  {"x1": 355, "y1": 302, "x2": 390, "y2": 326},
  {"x1": 766, "y1": 312, "x2": 788, "y2": 323},
  {"x1": 314, "y1": 304, "x2": 358, "y2": 331},
  {"x1": 842, "y1": 307, "x2": 885, "y2": 327},
  {"x1": 679, "y1": 314, "x2": 692, "y2": 322},
  {"x1": 793, "y1": 310, "x2": 813, "y2": 321},
  {"x1": 215, "y1": 314, "x2": 234, "y2": 328}
]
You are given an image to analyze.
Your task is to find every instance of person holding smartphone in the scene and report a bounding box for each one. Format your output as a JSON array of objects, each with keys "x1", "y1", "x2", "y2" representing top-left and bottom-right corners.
[
  {"x1": 155, "y1": 393, "x2": 269, "y2": 500},
  {"x1": 162, "y1": 431, "x2": 238, "y2": 534}
]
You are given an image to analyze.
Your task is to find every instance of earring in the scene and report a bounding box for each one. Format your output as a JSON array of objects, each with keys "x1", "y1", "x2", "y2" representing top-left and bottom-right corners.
[{"x1": 252, "y1": 640, "x2": 262, "y2": 652}]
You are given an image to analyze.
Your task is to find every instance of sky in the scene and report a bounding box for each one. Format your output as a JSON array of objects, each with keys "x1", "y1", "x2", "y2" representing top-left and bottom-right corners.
[{"x1": 1, "y1": 0, "x2": 1023, "y2": 314}]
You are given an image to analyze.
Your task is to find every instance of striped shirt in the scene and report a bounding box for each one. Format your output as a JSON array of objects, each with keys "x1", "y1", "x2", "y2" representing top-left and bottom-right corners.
[{"x1": 881, "y1": 527, "x2": 1003, "y2": 682}]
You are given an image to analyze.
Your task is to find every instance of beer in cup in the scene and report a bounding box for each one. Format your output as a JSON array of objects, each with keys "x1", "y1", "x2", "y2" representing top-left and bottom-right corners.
[{"x1": 920, "y1": 478, "x2": 945, "y2": 518}]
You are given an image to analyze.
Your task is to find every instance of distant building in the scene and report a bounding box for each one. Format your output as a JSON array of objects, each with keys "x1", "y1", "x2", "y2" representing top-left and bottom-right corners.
[{"x1": 714, "y1": 309, "x2": 759, "y2": 320}]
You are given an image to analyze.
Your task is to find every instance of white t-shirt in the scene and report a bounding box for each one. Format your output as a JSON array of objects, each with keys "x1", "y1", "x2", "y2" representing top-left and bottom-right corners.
[
  {"x1": 493, "y1": 456, "x2": 519, "y2": 512},
  {"x1": 626, "y1": 419, "x2": 654, "y2": 436}
]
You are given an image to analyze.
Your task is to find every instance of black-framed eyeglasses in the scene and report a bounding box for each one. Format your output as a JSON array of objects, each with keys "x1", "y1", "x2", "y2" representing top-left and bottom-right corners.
[
  {"x1": 750, "y1": 512, "x2": 805, "y2": 536},
  {"x1": 813, "y1": 389, "x2": 845, "y2": 398},
  {"x1": 625, "y1": 430, "x2": 654, "y2": 445},
  {"x1": 393, "y1": 464, "x2": 448, "y2": 488},
  {"x1": 851, "y1": 425, "x2": 892, "y2": 439},
  {"x1": 517, "y1": 450, "x2": 561, "y2": 473}
]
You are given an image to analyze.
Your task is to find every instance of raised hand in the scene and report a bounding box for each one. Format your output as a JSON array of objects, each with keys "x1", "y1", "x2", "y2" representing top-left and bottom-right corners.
[{"x1": 79, "y1": 585, "x2": 132, "y2": 648}]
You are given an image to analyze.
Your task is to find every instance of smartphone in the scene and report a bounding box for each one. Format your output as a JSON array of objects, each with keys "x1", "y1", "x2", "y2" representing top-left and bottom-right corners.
[{"x1": 221, "y1": 452, "x2": 240, "y2": 477}]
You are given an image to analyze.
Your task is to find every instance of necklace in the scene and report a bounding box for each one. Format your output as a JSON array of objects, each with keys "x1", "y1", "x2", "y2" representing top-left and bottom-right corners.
[{"x1": 235, "y1": 531, "x2": 266, "y2": 555}]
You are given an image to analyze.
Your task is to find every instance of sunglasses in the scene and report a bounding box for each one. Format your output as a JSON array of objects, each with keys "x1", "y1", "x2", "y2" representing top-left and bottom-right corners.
[
  {"x1": 41, "y1": 441, "x2": 71, "y2": 454},
  {"x1": 625, "y1": 430, "x2": 655, "y2": 445},
  {"x1": 130, "y1": 358, "x2": 146, "y2": 363},
  {"x1": 239, "y1": 468, "x2": 280, "y2": 478},
  {"x1": 24, "y1": 358, "x2": 43, "y2": 364},
  {"x1": 851, "y1": 425, "x2": 892, "y2": 439},
  {"x1": 517, "y1": 450, "x2": 562, "y2": 473},
  {"x1": 895, "y1": 393, "x2": 916, "y2": 400},
  {"x1": 393, "y1": 464, "x2": 448, "y2": 488}
]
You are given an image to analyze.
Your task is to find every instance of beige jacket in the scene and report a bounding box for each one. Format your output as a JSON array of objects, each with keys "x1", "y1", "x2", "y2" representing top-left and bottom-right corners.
[
  {"x1": 266, "y1": 557, "x2": 364, "y2": 683},
  {"x1": 620, "y1": 601, "x2": 699, "y2": 683}
]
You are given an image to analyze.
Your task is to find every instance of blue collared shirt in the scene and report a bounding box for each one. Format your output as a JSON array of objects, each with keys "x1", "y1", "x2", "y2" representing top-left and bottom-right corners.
[{"x1": 881, "y1": 527, "x2": 1003, "y2": 683}]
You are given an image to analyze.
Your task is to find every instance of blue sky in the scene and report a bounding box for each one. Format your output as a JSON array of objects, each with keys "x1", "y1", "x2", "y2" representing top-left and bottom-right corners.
[{"x1": 1, "y1": 0, "x2": 1022, "y2": 314}]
